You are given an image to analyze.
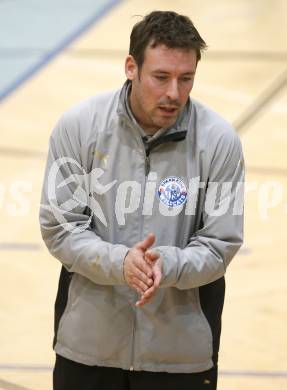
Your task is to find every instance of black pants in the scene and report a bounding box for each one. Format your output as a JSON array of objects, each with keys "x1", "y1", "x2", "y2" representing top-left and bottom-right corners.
[{"x1": 53, "y1": 354, "x2": 218, "y2": 390}]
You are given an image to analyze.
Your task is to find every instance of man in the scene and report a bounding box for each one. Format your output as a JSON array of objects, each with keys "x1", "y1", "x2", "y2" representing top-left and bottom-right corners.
[{"x1": 40, "y1": 10, "x2": 244, "y2": 390}]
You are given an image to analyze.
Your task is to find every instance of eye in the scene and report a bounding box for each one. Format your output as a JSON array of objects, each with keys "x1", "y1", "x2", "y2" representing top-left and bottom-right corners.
[
  {"x1": 180, "y1": 77, "x2": 192, "y2": 82},
  {"x1": 155, "y1": 75, "x2": 168, "y2": 81}
]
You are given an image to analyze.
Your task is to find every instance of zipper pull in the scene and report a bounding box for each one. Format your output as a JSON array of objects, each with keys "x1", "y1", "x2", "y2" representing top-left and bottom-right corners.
[{"x1": 145, "y1": 156, "x2": 150, "y2": 175}]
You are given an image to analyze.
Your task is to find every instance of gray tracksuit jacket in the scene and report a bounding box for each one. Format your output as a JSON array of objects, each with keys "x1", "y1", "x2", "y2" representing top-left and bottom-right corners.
[{"x1": 39, "y1": 81, "x2": 244, "y2": 373}]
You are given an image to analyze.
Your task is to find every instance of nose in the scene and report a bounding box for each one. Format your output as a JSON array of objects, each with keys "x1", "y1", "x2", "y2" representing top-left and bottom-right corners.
[{"x1": 166, "y1": 79, "x2": 179, "y2": 101}]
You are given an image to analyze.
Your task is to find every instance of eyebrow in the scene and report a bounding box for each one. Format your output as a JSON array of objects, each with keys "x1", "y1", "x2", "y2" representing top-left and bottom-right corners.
[{"x1": 152, "y1": 70, "x2": 196, "y2": 76}]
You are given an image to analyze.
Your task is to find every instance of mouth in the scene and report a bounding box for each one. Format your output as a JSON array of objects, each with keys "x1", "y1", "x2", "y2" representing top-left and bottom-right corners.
[{"x1": 158, "y1": 106, "x2": 179, "y2": 117}]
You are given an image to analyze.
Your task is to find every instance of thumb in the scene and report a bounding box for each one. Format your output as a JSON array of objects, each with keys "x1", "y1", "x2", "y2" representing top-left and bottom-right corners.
[
  {"x1": 145, "y1": 250, "x2": 160, "y2": 263},
  {"x1": 135, "y1": 233, "x2": 156, "y2": 252}
]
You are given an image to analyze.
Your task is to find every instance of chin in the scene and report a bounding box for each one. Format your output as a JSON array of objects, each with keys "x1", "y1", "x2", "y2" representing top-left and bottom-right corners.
[
  {"x1": 151, "y1": 116, "x2": 177, "y2": 131},
  {"x1": 161, "y1": 118, "x2": 177, "y2": 128}
]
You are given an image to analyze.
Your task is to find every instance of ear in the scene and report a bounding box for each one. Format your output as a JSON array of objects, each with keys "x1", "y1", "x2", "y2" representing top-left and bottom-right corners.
[{"x1": 125, "y1": 55, "x2": 138, "y2": 81}]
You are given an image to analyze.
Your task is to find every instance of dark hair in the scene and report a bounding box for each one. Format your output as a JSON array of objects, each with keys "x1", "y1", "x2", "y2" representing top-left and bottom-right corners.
[{"x1": 129, "y1": 11, "x2": 207, "y2": 69}]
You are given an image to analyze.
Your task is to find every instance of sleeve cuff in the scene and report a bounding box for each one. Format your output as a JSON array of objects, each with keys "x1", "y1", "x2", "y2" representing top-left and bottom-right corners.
[{"x1": 111, "y1": 245, "x2": 130, "y2": 285}]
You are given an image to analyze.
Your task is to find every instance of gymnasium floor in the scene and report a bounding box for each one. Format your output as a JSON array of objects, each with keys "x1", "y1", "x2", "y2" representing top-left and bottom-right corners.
[{"x1": 0, "y1": 0, "x2": 286, "y2": 389}]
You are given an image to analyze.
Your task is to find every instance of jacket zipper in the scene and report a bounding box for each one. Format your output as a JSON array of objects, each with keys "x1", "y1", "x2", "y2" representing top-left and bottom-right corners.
[
  {"x1": 129, "y1": 325, "x2": 135, "y2": 370},
  {"x1": 129, "y1": 129, "x2": 150, "y2": 371},
  {"x1": 145, "y1": 155, "x2": 150, "y2": 175}
]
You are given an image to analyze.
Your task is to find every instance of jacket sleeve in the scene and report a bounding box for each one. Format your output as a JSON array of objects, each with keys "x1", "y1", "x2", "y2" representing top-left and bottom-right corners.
[
  {"x1": 39, "y1": 117, "x2": 129, "y2": 285},
  {"x1": 156, "y1": 130, "x2": 244, "y2": 290}
]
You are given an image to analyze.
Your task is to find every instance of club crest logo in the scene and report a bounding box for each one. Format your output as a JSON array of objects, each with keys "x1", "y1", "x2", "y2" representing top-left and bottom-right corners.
[{"x1": 158, "y1": 176, "x2": 187, "y2": 207}]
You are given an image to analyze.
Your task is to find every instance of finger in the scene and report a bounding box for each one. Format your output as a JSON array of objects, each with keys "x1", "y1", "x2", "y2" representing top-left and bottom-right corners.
[
  {"x1": 153, "y1": 269, "x2": 162, "y2": 289},
  {"x1": 131, "y1": 283, "x2": 146, "y2": 297},
  {"x1": 134, "y1": 257, "x2": 153, "y2": 279},
  {"x1": 136, "y1": 281, "x2": 160, "y2": 306},
  {"x1": 136, "y1": 295, "x2": 151, "y2": 307},
  {"x1": 125, "y1": 267, "x2": 152, "y2": 292},
  {"x1": 134, "y1": 286, "x2": 142, "y2": 295},
  {"x1": 135, "y1": 233, "x2": 156, "y2": 252},
  {"x1": 131, "y1": 277, "x2": 152, "y2": 294},
  {"x1": 136, "y1": 298, "x2": 147, "y2": 307},
  {"x1": 141, "y1": 285, "x2": 156, "y2": 300},
  {"x1": 125, "y1": 249, "x2": 153, "y2": 279},
  {"x1": 145, "y1": 250, "x2": 160, "y2": 263},
  {"x1": 136, "y1": 289, "x2": 155, "y2": 307}
]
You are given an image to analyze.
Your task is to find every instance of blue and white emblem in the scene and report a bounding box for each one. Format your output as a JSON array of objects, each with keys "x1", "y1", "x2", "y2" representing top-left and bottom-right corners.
[{"x1": 158, "y1": 176, "x2": 187, "y2": 207}]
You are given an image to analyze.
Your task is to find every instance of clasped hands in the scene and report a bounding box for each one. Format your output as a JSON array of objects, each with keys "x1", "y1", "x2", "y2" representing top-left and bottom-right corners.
[{"x1": 123, "y1": 233, "x2": 162, "y2": 307}]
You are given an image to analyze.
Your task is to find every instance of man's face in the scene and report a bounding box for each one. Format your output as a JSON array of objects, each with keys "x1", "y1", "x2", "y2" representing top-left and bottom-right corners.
[{"x1": 125, "y1": 44, "x2": 197, "y2": 134}]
